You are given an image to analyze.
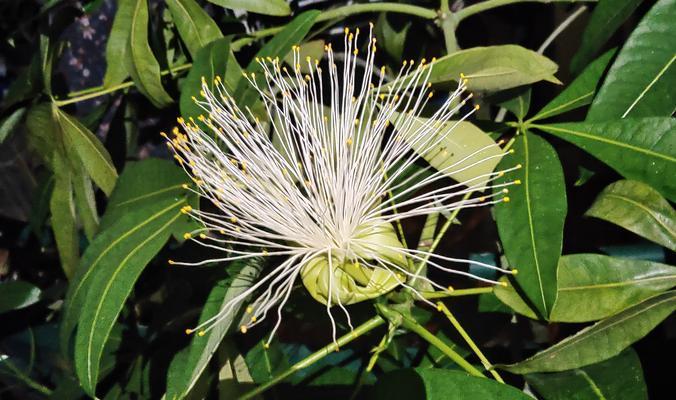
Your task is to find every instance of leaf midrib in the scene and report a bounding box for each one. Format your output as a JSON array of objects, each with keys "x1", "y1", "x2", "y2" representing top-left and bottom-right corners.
[
  {"x1": 604, "y1": 193, "x2": 676, "y2": 238},
  {"x1": 85, "y1": 208, "x2": 182, "y2": 388}
]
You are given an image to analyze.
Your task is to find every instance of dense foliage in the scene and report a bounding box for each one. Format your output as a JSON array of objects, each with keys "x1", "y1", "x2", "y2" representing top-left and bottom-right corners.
[{"x1": 0, "y1": 0, "x2": 674, "y2": 399}]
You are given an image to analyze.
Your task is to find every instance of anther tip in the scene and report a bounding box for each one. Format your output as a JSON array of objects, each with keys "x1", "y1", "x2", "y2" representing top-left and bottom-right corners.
[
  {"x1": 512, "y1": 269, "x2": 519, "y2": 275},
  {"x1": 500, "y1": 281, "x2": 509, "y2": 287},
  {"x1": 264, "y1": 343, "x2": 270, "y2": 349},
  {"x1": 436, "y1": 303, "x2": 443, "y2": 311},
  {"x1": 183, "y1": 233, "x2": 192, "y2": 240},
  {"x1": 474, "y1": 104, "x2": 480, "y2": 111},
  {"x1": 240, "y1": 325, "x2": 248, "y2": 334},
  {"x1": 447, "y1": 286, "x2": 454, "y2": 292},
  {"x1": 198, "y1": 331, "x2": 206, "y2": 337},
  {"x1": 168, "y1": 259, "x2": 174, "y2": 265},
  {"x1": 515, "y1": 179, "x2": 522, "y2": 185},
  {"x1": 185, "y1": 328, "x2": 192, "y2": 335},
  {"x1": 503, "y1": 197, "x2": 511, "y2": 203}
]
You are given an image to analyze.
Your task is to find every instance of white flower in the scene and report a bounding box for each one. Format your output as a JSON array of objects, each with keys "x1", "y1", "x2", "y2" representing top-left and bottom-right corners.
[{"x1": 165, "y1": 25, "x2": 518, "y2": 345}]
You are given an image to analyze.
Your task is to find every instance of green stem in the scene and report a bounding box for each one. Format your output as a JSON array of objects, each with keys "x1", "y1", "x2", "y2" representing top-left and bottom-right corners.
[
  {"x1": 421, "y1": 286, "x2": 493, "y2": 299},
  {"x1": 318, "y1": 3, "x2": 437, "y2": 21},
  {"x1": 436, "y1": 302, "x2": 505, "y2": 382},
  {"x1": 456, "y1": 0, "x2": 592, "y2": 22},
  {"x1": 439, "y1": 0, "x2": 459, "y2": 53},
  {"x1": 376, "y1": 304, "x2": 484, "y2": 378},
  {"x1": 239, "y1": 315, "x2": 385, "y2": 400},
  {"x1": 0, "y1": 358, "x2": 52, "y2": 396},
  {"x1": 55, "y1": 63, "x2": 192, "y2": 107}
]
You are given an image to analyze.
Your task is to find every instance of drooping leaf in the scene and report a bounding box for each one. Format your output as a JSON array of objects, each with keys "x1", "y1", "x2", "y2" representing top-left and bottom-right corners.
[
  {"x1": 0, "y1": 107, "x2": 27, "y2": 144},
  {"x1": 207, "y1": 0, "x2": 291, "y2": 16},
  {"x1": 55, "y1": 107, "x2": 118, "y2": 196},
  {"x1": 25, "y1": 103, "x2": 58, "y2": 166},
  {"x1": 391, "y1": 113, "x2": 504, "y2": 187},
  {"x1": 586, "y1": 0, "x2": 676, "y2": 120},
  {"x1": 103, "y1": 0, "x2": 134, "y2": 87},
  {"x1": 372, "y1": 369, "x2": 532, "y2": 400},
  {"x1": 533, "y1": 118, "x2": 676, "y2": 201},
  {"x1": 526, "y1": 348, "x2": 648, "y2": 400},
  {"x1": 494, "y1": 132, "x2": 566, "y2": 317},
  {"x1": 569, "y1": 0, "x2": 642, "y2": 74},
  {"x1": 166, "y1": 259, "x2": 264, "y2": 399},
  {"x1": 533, "y1": 49, "x2": 615, "y2": 121},
  {"x1": 550, "y1": 254, "x2": 676, "y2": 322},
  {"x1": 126, "y1": 0, "x2": 174, "y2": 108},
  {"x1": 499, "y1": 291, "x2": 676, "y2": 374},
  {"x1": 165, "y1": 0, "x2": 223, "y2": 59},
  {"x1": 0, "y1": 281, "x2": 42, "y2": 313},
  {"x1": 406, "y1": 45, "x2": 559, "y2": 92},
  {"x1": 50, "y1": 152, "x2": 79, "y2": 279},
  {"x1": 72, "y1": 164, "x2": 100, "y2": 240},
  {"x1": 585, "y1": 180, "x2": 676, "y2": 251},
  {"x1": 493, "y1": 277, "x2": 539, "y2": 319}
]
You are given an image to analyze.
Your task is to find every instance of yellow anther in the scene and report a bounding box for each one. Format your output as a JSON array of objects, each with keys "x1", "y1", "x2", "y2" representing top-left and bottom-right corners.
[
  {"x1": 168, "y1": 259, "x2": 175, "y2": 265},
  {"x1": 436, "y1": 303, "x2": 443, "y2": 311},
  {"x1": 512, "y1": 269, "x2": 519, "y2": 275},
  {"x1": 246, "y1": 306, "x2": 253, "y2": 314},
  {"x1": 230, "y1": 216, "x2": 238, "y2": 223},
  {"x1": 502, "y1": 188, "x2": 509, "y2": 194},
  {"x1": 177, "y1": 117, "x2": 184, "y2": 124},
  {"x1": 500, "y1": 281, "x2": 509, "y2": 287},
  {"x1": 346, "y1": 137, "x2": 353, "y2": 146},
  {"x1": 515, "y1": 179, "x2": 522, "y2": 185},
  {"x1": 503, "y1": 197, "x2": 511, "y2": 203},
  {"x1": 516, "y1": 163, "x2": 523, "y2": 169},
  {"x1": 509, "y1": 149, "x2": 516, "y2": 154},
  {"x1": 240, "y1": 325, "x2": 248, "y2": 334},
  {"x1": 428, "y1": 92, "x2": 434, "y2": 98},
  {"x1": 479, "y1": 197, "x2": 486, "y2": 202},
  {"x1": 353, "y1": 48, "x2": 358, "y2": 55},
  {"x1": 460, "y1": 72, "x2": 465, "y2": 79},
  {"x1": 183, "y1": 233, "x2": 192, "y2": 240},
  {"x1": 264, "y1": 343, "x2": 270, "y2": 349},
  {"x1": 447, "y1": 286, "x2": 455, "y2": 292},
  {"x1": 251, "y1": 316, "x2": 257, "y2": 322},
  {"x1": 219, "y1": 229, "x2": 225, "y2": 234},
  {"x1": 475, "y1": 104, "x2": 481, "y2": 111},
  {"x1": 185, "y1": 328, "x2": 193, "y2": 335},
  {"x1": 160, "y1": 131, "x2": 168, "y2": 138},
  {"x1": 198, "y1": 331, "x2": 206, "y2": 337},
  {"x1": 181, "y1": 205, "x2": 192, "y2": 214},
  {"x1": 182, "y1": 183, "x2": 189, "y2": 189},
  {"x1": 199, "y1": 233, "x2": 207, "y2": 239}
]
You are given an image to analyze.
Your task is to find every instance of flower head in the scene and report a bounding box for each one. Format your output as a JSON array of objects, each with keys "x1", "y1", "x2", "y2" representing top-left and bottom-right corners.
[{"x1": 166, "y1": 25, "x2": 518, "y2": 345}]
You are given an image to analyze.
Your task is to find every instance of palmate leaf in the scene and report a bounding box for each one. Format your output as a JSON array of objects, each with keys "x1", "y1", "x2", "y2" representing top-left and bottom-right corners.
[
  {"x1": 494, "y1": 132, "x2": 566, "y2": 318},
  {"x1": 499, "y1": 291, "x2": 676, "y2": 374},
  {"x1": 166, "y1": 258, "x2": 264, "y2": 399},
  {"x1": 534, "y1": 118, "x2": 676, "y2": 201}
]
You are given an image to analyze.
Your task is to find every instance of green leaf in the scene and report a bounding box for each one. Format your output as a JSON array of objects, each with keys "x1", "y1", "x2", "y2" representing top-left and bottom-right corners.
[
  {"x1": 236, "y1": 10, "x2": 320, "y2": 110},
  {"x1": 499, "y1": 290, "x2": 676, "y2": 374},
  {"x1": 55, "y1": 107, "x2": 118, "y2": 196},
  {"x1": 494, "y1": 132, "x2": 566, "y2": 317},
  {"x1": 100, "y1": 158, "x2": 191, "y2": 230},
  {"x1": 179, "y1": 37, "x2": 243, "y2": 124},
  {"x1": 533, "y1": 49, "x2": 615, "y2": 121},
  {"x1": 493, "y1": 278, "x2": 539, "y2": 319},
  {"x1": 61, "y1": 159, "x2": 193, "y2": 353},
  {"x1": 372, "y1": 369, "x2": 531, "y2": 400},
  {"x1": 50, "y1": 152, "x2": 79, "y2": 279},
  {"x1": 0, "y1": 281, "x2": 42, "y2": 313},
  {"x1": 166, "y1": 259, "x2": 263, "y2": 399},
  {"x1": 0, "y1": 55, "x2": 42, "y2": 110},
  {"x1": 0, "y1": 108, "x2": 26, "y2": 144},
  {"x1": 586, "y1": 180, "x2": 676, "y2": 250},
  {"x1": 25, "y1": 104, "x2": 58, "y2": 166},
  {"x1": 550, "y1": 254, "x2": 676, "y2": 322},
  {"x1": 533, "y1": 118, "x2": 676, "y2": 201},
  {"x1": 244, "y1": 339, "x2": 290, "y2": 384},
  {"x1": 586, "y1": 0, "x2": 676, "y2": 120},
  {"x1": 376, "y1": 13, "x2": 411, "y2": 61},
  {"x1": 207, "y1": 0, "x2": 291, "y2": 16},
  {"x1": 103, "y1": 0, "x2": 134, "y2": 87},
  {"x1": 390, "y1": 113, "x2": 504, "y2": 187},
  {"x1": 126, "y1": 0, "x2": 174, "y2": 108},
  {"x1": 74, "y1": 199, "x2": 187, "y2": 395},
  {"x1": 423, "y1": 45, "x2": 559, "y2": 92},
  {"x1": 570, "y1": 0, "x2": 642, "y2": 74},
  {"x1": 72, "y1": 165, "x2": 100, "y2": 240},
  {"x1": 526, "y1": 348, "x2": 648, "y2": 400},
  {"x1": 499, "y1": 87, "x2": 531, "y2": 121},
  {"x1": 165, "y1": 0, "x2": 223, "y2": 59}
]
